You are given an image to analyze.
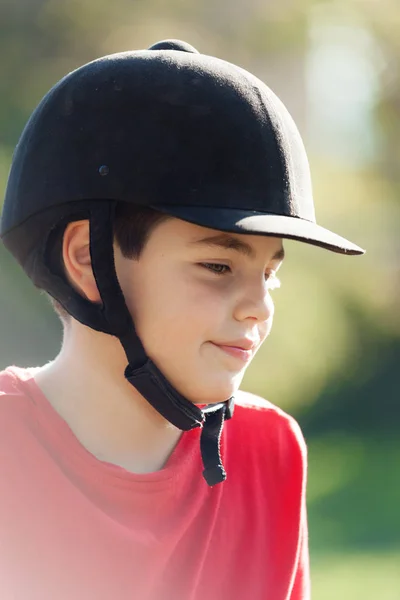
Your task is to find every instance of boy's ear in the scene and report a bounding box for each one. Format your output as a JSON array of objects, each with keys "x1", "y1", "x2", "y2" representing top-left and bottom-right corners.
[{"x1": 62, "y1": 220, "x2": 101, "y2": 303}]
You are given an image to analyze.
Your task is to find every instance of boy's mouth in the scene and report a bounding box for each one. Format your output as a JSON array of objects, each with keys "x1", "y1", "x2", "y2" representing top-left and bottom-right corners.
[{"x1": 210, "y1": 339, "x2": 258, "y2": 363}]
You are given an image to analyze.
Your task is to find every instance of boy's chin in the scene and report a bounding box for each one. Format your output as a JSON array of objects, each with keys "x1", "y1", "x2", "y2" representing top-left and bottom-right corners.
[{"x1": 186, "y1": 379, "x2": 243, "y2": 406}]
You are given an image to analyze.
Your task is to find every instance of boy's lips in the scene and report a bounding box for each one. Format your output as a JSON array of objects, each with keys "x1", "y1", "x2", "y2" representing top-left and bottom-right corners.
[{"x1": 210, "y1": 339, "x2": 258, "y2": 362}]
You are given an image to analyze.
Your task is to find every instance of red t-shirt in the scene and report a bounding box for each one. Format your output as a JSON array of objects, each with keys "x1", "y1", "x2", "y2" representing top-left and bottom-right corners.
[{"x1": 0, "y1": 366, "x2": 310, "y2": 599}]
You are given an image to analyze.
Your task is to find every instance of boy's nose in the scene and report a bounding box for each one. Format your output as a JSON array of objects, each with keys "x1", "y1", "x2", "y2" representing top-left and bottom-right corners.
[{"x1": 233, "y1": 282, "x2": 275, "y2": 324}]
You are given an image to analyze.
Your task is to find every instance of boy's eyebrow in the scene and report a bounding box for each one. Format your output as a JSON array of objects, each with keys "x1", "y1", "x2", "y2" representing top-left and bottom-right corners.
[{"x1": 189, "y1": 233, "x2": 285, "y2": 261}]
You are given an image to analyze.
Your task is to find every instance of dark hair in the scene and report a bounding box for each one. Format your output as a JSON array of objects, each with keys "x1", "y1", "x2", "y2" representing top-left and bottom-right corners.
[
  {"x1": 113, "y1": 203, "x2": 171, "y2": 259},
  {"x1": 48, "y1": 203, "x2": 171, "y2": 323}
]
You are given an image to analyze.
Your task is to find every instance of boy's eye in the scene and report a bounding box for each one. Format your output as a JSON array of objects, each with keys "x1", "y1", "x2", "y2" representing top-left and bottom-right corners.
[
  {"x1": 200, "y1": 263, "x2": 231, "y2": 275},
  {"x1": 200, "y1": 263, "x2": 281, "y2": 289}
]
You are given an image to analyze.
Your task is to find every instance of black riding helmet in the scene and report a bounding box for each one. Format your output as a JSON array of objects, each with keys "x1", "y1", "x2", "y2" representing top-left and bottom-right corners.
[{"x1": 0, "y1": 39, "x2": 365, "y2": 485}]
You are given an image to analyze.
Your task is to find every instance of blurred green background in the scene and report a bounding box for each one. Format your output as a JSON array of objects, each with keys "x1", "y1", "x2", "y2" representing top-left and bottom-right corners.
[{"x1": 0, "y1": 0, "x2": 399, "y2": 597}]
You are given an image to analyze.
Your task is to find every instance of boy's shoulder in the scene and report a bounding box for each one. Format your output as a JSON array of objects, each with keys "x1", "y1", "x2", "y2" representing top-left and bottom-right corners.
[
  {"x1": 0, "y1": 366, "x2": 23, "y2": 396},
  {"x1": 0, "y1": 367, "x2": 37, "y2": 450},
  {"x1": 232, "y1": 389, "x2": 307, "y2": 459},
  {"x1": 235, "y1": 389, "x2": 283, "y2": 411},
  {"x1": 0, "y1": 365, "x2": 32, "y2": 392},
  {"x1": 0, "y1": 366, "x2": 36, "y2": 413},
  {"x1": 235, "y1": 388, "x2": 302, "y2": 427}
]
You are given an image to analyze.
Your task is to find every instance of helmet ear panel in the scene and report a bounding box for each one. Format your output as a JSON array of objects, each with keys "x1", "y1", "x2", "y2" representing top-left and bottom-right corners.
[{"x1": 2, "y1": 199, "x2": 134, "y2": 339}]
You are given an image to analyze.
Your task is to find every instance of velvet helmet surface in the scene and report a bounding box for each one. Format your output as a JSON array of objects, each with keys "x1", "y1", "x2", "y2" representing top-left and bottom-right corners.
[{"x1": 0, "y1": 39, "x2": 365, "y2": 485}]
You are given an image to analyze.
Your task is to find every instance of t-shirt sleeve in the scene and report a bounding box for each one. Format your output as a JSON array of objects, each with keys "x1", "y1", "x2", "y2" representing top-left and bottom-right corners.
[
  {"x1": 289, "y1": 501, "x2": 310, "y2": 600},
  {"x1": 235, "y1": 392, "x2": 311, "y2": 599},
  {"x1": 287, "y1": 417, "x2": 310, "y2": 600}
]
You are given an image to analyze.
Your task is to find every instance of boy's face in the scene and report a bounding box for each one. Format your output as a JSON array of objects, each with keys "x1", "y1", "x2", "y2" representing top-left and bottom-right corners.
[{"x1": 114, "y1": 218, "x2": 284, "y2": 405}]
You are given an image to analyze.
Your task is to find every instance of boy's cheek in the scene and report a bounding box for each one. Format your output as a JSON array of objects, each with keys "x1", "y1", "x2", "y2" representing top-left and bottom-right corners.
[{"x1": 256, "y1": 314, "x2": 274, "y2": 347}]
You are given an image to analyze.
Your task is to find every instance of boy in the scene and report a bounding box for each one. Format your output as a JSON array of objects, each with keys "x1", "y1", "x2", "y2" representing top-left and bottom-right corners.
[{"x1": 0, "y1": 39, "x2": 364, "y2": 599}]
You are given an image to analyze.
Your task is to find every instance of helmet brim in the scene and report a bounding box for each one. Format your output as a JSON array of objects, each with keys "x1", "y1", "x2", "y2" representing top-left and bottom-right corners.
[{"x1": 151, "y1": 205, "x2": 365, "y2": 256}]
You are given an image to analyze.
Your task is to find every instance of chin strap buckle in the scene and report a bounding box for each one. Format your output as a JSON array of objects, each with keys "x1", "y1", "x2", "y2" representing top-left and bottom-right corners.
[{"x1": 201, "y1": 398, "x2": 233, "y2": 486}]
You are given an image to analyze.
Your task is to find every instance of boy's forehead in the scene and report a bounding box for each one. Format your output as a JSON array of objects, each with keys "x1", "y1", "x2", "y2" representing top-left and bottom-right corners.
[
  {"x1": 189, "y1": 232, "x2": 285, "y2": 261},
  {"x1": 159, "y1": 217, "x2": 285, "y2": 260}
]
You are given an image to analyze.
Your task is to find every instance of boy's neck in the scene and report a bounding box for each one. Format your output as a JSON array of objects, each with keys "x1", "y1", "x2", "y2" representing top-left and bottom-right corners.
[{"x1": 33, "y1": 322, "x2": 182, "y2": 474}]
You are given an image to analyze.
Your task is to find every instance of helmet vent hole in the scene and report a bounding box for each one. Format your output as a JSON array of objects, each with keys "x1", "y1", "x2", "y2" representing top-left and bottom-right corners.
[{"x1": 98, "y1": 165, "x2": 109, "y2": 176}]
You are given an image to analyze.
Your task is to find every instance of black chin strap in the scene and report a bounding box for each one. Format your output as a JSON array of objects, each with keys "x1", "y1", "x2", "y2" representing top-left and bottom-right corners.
[
  {"x1": 201, "y1": 399, "x2": 234, "y2": 485},
  {"x1": 88, "y1": 201, "x2": 234, "y2": 485},
  {"x1": 124, "y1": 358, "x2": 204, "y2": 430}
]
